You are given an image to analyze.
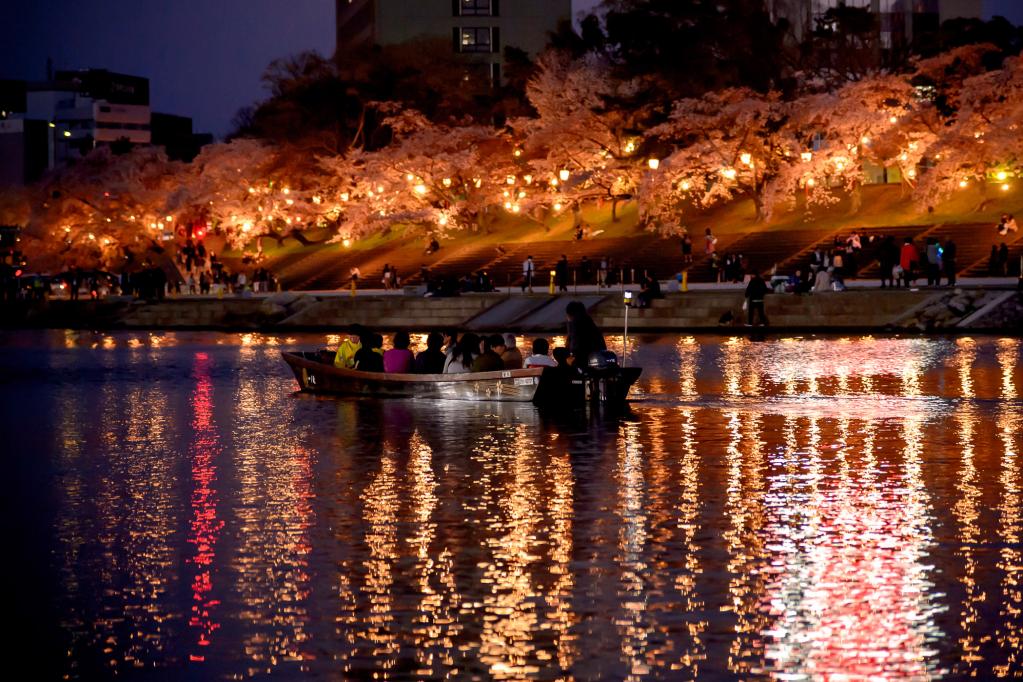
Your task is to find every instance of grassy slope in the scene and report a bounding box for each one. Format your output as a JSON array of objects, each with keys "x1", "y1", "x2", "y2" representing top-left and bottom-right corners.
[{"x1": 223, "y1": 182, "x2": 1023, "y2": 262}]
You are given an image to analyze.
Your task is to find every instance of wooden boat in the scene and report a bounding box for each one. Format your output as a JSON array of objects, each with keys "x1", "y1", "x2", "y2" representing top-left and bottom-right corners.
[
  {"x1": 282, "y1": 351, "x2": 544, "y2": 402},
  {"x1": 281, "y1": 351, "x2": 641, "y2": 405}
]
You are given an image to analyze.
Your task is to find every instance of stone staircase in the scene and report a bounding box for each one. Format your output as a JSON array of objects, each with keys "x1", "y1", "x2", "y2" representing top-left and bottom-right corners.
[{"x1": 591, "y1": 289, "x2": 935, "y2": 329}]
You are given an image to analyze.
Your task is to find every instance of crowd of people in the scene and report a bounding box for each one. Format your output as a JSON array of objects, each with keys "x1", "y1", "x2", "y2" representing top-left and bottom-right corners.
[
  {"x1": 331, "y1": 301, "x2": 607, "y2": 376},
  {"x1": 177, "y1": 238, "x2": 278, "y2": 296}
]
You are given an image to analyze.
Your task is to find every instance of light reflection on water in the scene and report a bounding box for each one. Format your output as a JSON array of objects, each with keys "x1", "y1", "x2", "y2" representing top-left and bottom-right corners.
[{"x1": 1, "y1": 330, "x2": 1022, "y2": 680}]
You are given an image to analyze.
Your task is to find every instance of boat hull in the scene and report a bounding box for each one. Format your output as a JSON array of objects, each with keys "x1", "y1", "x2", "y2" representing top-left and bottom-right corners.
[{"x1": 282, "y1": 351, "x2": 544, "y2": 402}]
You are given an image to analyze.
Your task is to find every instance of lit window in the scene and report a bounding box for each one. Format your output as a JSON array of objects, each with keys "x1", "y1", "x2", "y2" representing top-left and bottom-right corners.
[{"x1": 460, "y1": 27, "x2": 492, "y2": 53}]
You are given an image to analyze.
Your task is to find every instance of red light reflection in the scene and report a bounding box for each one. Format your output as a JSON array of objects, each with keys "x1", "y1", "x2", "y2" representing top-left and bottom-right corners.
[{"x1": 187, "y1": 352, "x2": 223, "y2": 662}]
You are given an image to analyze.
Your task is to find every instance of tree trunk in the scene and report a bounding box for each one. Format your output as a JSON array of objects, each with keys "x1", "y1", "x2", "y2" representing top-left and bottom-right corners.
[
  {"x1": 848, "y1": 184, "x2": 862, "y2": 215},
  {"x1": 611, "y1": 197, "x2": 619, "y2": 222}
]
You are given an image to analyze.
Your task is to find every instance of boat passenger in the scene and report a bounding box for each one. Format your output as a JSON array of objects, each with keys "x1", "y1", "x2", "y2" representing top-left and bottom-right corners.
[
  {"x1": 414, "y1": 332, "x2": 447, "y2": 374},
  {"x1": 443, "y1": 332, "x2": 479, "y2": 374},
  {"x1": 333, "y1": 323, "x2": 364, "y2": 369},
  {"x1": 565, "y1": 301, "x2": 606, "y2": 366},
  {"x1": 354, "y1": 333, "x2": 384, "y2": 372},
  {"x1": 523, "y1": 338, "x2": 558, "y2": 368},
  {"x1": 501, "y1": 333, "x2": 524, "y2": 369},
  {"x1": 472, "y1": 334, "x2": 506, "y2": 372},
  {"x1": 383, "y1": 331, "x2": 415, "y2": 373}
]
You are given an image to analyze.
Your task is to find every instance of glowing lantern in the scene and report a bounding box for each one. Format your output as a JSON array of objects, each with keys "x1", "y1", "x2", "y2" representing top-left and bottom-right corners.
[
  {"x1": 504, "y1": 201, "x2": 512, "y2": 209},
  {"x1": 553, "y1": 202, "x2": 562, "y2": 211},
  {"x1": 506, "y1": 175, "x2": 516, "y2": 185},
  {"x1": 473, "y1": 178, "x2": 482, "y2": 188},
  {"x1": 680, "y1": 180, "x2": 691, "y2": 190},
  {"x1": 559, "y1": 169, "x2": 570, "y2": 182},
  {"x1": 165, "y1": 215, "x2": 173, "y2": 222},
  {"x1": 376, "y1": 185, "x2": 384, "y2": 193},
  {"x1": 241, "y1": 222, "x2": 252, "y2": 233},
  {"x1": 1002, "y1": 183, "x2": 1011, "y2": 191},
  {"x1": 806, "y1": 177, "x2": 816, "y2": 187},
  {"x1": 721, "y1": 168, "x2": 737, "y2": 180},
  {"x1": 511, "y1": 205, "x2": 521, "y2": 213},
  {"x1": 340, "y1": 192, "x2": 350, "y2": 201},
  {"x1": 414, "y1": 184, "x2": 428, "y2": 195},
  {"x1": 438, "y1": 215, "x2": 448, "y2": 226},
  {"x1": 523, "y1": 174, "x2": 532, "y2": 185},
  {"x1": 647, "y1": 158, "x2": 660, "y2": 170},
  {"x1": 800, "y1": 151, "x2": 813, "y2": 163},
  {"x1": 889, "y1": 115, "x2": 898, "y2": 124},
  {"x1": 959, "y1": 180, "x2": 969, "y2": 188},
  {"x1": 342, "y1": 238, "x2": 351, "y2": 248},
  {"x1": 442, "y1": 177, "x2": 452, "y2": 187},
  {"x1": 406, "y1": 173, "x2": 415, "y2": 181},
  {"x1": 997, "y1": 171, "x2": 1008, "y2": 181},
  {"x1": 740, "y1": 152, "x2": 752, "y2": 166}
]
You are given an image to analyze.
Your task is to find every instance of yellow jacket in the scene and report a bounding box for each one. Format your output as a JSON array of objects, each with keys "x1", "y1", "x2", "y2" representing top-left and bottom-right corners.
[{"x1": 334, "y1": 339, "x2": 361, "y2": 368}]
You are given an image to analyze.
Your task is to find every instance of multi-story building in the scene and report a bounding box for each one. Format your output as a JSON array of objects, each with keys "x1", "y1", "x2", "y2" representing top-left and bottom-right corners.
[
  {"x1": 336, "y1": 0, "x2": 572, "y2": 82},
  {"x1": 1, "y1": 69, "x2": 209, "y2": 186},
  {"x1": 768, "y1": 0, "x2": 984, "y2": 47}
]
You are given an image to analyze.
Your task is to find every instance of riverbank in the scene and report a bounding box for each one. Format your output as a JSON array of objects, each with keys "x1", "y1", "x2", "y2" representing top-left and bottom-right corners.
[{"x1": 2, "y1": 281, "x2": 1021, "y2": 333}]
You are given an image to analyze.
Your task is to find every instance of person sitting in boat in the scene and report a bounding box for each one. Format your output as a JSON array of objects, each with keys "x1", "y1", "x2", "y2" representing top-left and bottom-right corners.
[
  {"x1": 565, "y1": 301, "x2": 606, "y2": 366},
  {"x1": 443, "y1": 332, "x2": 479, "y2": 374},
  {"x1": 383, "y1": 331, "x2": 414, "y2": 373},
  {"x1": 354, "y1": 332, "x2": 384, "y2": 372},
  {"x1": 333, "y1": 323, "x2": 365, "y2": 369},
  {"x1": 523, "y1": 337, "x2": 558, "y2": 368},
  {"x1": 501, "y1": 333, "x2": 524, "y2": 369},
  {"x1": 471, "y1": 334, "x2": 506, "y2": 372},
  {"x1": 414, "y1": 331, "x2": 447, "y2": 374}
]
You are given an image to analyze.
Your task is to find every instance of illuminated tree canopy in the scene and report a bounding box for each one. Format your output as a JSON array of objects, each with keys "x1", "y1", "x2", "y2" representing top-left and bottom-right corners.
[{"x1": 3, "y1": 43, "x2": 1020, "y2": 269}]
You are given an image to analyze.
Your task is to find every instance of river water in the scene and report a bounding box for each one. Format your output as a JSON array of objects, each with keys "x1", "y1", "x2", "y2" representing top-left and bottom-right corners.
[{"x1": 1, "y1": 330, "x2": 1021, "y2": 680}]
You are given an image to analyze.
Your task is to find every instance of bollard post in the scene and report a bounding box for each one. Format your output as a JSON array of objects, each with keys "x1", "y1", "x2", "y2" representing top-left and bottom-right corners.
[
  {"x1": 350, "y1": 279, "x2": 356, "y2": 297},
  {"x1": 549, "y1": 270, "x2": 556, "y2": 295},
  {"x1": 682, "y1": 270, "x2": 689, "y2": 292}
]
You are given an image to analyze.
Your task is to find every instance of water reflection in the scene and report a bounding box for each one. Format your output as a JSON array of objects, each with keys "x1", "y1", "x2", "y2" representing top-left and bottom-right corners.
[{"x1": 4, "y1": 332, "x2": 1020, "y2": 680}]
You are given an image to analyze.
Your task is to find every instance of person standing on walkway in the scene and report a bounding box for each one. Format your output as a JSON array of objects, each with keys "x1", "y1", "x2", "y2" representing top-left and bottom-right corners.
[
  {"x1": 925, "y1": 238, "x2": 941, "y2": 287},
  {"x1": 943, "y1": 238, "x2": 957, "y2": 287},
  {"x1": 598, "y1": 256, "x2": 608, "y2": 288},
  {"x1": 744, "y1": 272, "x2": 769, "y2": 326},
  {"x1": 522, "y1": 256, "x2": 535, "y2": 292},
  {"x1": 556, "y1": 255, "x2": 569, "y2": 292},
  {"x1": 999, "y1": 242, "x2": 1010, "y2": 275},
  {"x1": 879, "y1": 236, "x2": 898, "y2": 289},
  {"x1": 899, "y1": 238, "x2": 918, "y2": 288}
]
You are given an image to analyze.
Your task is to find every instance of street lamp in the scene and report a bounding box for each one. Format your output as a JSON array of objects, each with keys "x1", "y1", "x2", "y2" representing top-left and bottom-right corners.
[{"x1": 622, "y1": 291, "x2": 633, "y2": 367}]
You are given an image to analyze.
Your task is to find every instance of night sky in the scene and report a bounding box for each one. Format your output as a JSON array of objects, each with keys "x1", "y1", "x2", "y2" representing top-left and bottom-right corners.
[{"x1": 3, "y1": 1, "x2": 1022, "y2": 139}]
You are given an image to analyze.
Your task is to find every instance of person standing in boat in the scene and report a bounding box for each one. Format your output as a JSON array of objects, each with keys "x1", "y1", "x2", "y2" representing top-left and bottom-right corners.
[{"x1": 565, "y1": 301, "x2": 606, "y2": 365}]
